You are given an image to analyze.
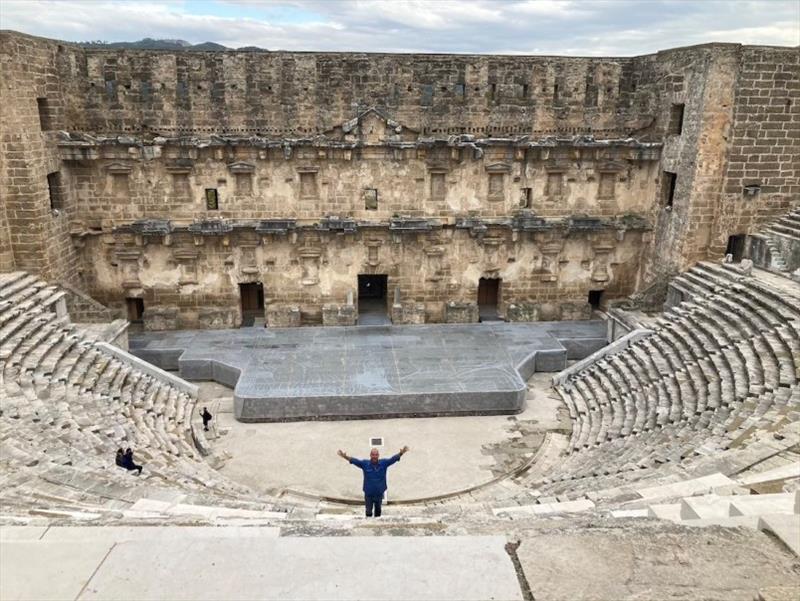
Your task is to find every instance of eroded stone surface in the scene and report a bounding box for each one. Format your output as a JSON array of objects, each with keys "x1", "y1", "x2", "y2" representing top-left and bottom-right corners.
[{"x1": 517, "y1": 522, "x2": 800, "y2": 601}]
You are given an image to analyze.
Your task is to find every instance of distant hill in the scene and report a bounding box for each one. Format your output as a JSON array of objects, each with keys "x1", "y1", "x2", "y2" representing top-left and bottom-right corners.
[{"x1": 80, "y1": 38, "x2": 232, "y2": 51}]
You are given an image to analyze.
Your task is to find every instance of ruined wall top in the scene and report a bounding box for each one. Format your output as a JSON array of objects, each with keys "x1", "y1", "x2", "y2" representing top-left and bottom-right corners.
[{"x1": 4, "y1": 29, "x2": 795, "y2": 143}]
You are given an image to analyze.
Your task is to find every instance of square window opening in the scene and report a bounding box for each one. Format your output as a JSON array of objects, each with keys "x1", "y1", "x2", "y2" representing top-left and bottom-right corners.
[
  {"x1": 668, "y1": 103, "x2": 685, "y2": 135},
  {"x1": 205, "y1": 188, "x2": 219, "y2": 210},
  {"x1": 364, "y1": 188, "x2": 378, "y2": 210},
  {"x1": 662, "y1": 171, "x2": 677, "y2": 208},
  {"x1": 47, "y1": 172, "x2": 63, "y2": 211},
  {"x1": 37, "y1": 97, "x2": 53, "y2": 131},
  {"x1": 520, "y1": 187, "x2": 532, "y2": 208}
]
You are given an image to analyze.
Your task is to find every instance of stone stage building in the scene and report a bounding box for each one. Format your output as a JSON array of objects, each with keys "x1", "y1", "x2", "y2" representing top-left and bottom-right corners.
[{"x1": 0, "y1": 31, "x2": 797, "y2": 329}]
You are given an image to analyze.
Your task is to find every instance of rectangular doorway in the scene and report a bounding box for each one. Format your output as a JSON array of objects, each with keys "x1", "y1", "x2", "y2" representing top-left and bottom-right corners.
[
  {"x1": 357, "y1": 274, "x2": 389, "y2": 325},
  {"x1": 239, "y1": 282, "x2": 264, "y2": 327},
  {"x1": 478, "y1": 277, "x2": 501, "y2": 322},
  {"x1": 125, "y1": 297, "x2": 144, "y2": 323},
  {"x1": 725, "y1": 234, "x2": 747, "y2": 263},
  {"x1": 588, "y1": 289, "x2": 605, "y2": 311}
]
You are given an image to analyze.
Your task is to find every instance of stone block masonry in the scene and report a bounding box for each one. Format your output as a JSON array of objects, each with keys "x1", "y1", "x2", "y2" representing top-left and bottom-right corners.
[{"x1": 1, "y1": 30, "x2": 797, "y2": 327}]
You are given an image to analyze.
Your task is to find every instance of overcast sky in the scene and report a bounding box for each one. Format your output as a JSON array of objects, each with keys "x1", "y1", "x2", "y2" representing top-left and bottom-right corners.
[{"x1": 1, "y1": 0, "x2": 798, "y2": 55}]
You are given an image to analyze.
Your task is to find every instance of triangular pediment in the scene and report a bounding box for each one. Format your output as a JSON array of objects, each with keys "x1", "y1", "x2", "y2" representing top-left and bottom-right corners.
[
  {"x1": 341, "y1": 107, "x2": 402, "y2": 134},
  {"x1": 227, "y1": 161, "x2": 255, "y2": 173},
  {"x1": 326, "y1": 107, "x2": 418, "y2": 143},
  {"x1": 106, "y1": 162, "x2": 132, "y2": 174}
]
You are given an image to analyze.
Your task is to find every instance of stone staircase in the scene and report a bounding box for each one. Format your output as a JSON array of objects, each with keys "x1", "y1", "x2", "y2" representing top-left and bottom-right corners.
[{"x1": 752, "y1": 206, "x2": 800, "y2": 274}]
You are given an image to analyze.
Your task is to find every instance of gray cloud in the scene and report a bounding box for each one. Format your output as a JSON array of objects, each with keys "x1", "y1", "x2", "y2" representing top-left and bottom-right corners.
[{"x1": 1, "y1": 0, "x2": 798, "y2": 55}]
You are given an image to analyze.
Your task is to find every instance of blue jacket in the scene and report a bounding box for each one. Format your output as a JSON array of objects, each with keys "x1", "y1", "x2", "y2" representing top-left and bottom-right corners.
[{"x1": 349, "y1": 454, "x2": 401, "y2": 496}]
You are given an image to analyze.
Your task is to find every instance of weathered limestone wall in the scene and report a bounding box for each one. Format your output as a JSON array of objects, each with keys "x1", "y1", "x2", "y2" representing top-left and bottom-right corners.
[
  {"x1": 73, "y1": 50, "x2": 654, "y2": 138},
  {"x1": 644, "y1": 44, "x2": 800, "y2": 281},
  {"x1": 61, "y1": 140, "x2": 659, "y2": 226},
  {"x1": 1, "y1": 30, "x2": 796, "y2": 327},
  {"x1": 640, "y1": 45, "x2": 735, "y2": 282},
  {"x1": 0, "y1": 201, "x2": 14, "y2": 272},
  {"x1": 0, "y1": 31, "x2": 81, "y2": 283},
  {"x1": 711, "y1": 46, "x2": 800, "y2": 252},
  {"x1": 80, "y1": 224, "x2": 649, "y2": 328}
]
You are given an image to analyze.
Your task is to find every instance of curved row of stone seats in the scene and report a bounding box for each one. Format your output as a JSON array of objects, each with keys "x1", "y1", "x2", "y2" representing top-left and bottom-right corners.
[
  {"x1": 550, "y1": 263, "x2": 799, "y2": 497},
  {"x1": 0, "y1": 272, "x2": 283, "y2": 523},
  {"x1": 527, "y1": 407, "x2": 800, "y2": 503}
]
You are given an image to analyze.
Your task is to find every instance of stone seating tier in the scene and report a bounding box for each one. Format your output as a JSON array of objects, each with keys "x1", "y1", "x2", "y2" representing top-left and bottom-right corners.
[
  {"x1": 1, "y1": 266, "x2": 798, "y2": 529},
  {"x1": 1, "y1": 272, "x2": 272, "y2": 523},
  {"x1": 550, "y1": 262, "x2": 799, "y2": 494}
]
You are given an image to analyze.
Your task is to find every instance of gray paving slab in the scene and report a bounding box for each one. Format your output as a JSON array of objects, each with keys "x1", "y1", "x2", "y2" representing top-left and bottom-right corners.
[
  {"x1": 131, "y1": 321, "x2": 606, "y2": 422},
  {"x1": 75, "y1": 536, "x2": 521, "y2": 601},
  {"x1": 1, "y1": 541, "x2": 114, "y2": 601},
  {"x1": 39, "y1": 526, "x2": 280, "y2": 543},
  {"x1": 0, "y1": 526, "x2": 48, "y2": 541}
]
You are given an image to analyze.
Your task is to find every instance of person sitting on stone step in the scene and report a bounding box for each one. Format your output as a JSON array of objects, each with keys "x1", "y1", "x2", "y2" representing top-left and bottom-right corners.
[
  {"x1": 201, "y1": 407, "x2": 213, "y2": 432},
  {"x1": 122, "y1": 447, "x2": 143, "y2": 475},
  {"x1": 337, "y1": 446, "x2": 409, "y2": 517},
  {"x1": 115, "y1": 448, "x2": 125, "y2": 468}
]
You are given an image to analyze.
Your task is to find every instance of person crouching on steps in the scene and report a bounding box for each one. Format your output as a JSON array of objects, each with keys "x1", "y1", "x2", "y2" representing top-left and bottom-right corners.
[
  {"x1": 122, "y1": 447, "x2": 143, "y2": 475},
  {"x1": 337, "y1": 446, "x2": 409, "y2": 517}
]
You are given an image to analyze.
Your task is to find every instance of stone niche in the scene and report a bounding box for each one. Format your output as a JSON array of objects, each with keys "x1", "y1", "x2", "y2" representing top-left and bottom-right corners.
[
  {"x1": 266, "y1": 304, "x2": 302, "y2": 328},
  {"x1": 444, "y1": 301, "x2": 479, "y2": 323},
  {"x1": 391, "y1": 302, "x2": 427, "y2": 325},
  {"x1": 322, "y1": 303, "x2": 357, "y2": 326}
]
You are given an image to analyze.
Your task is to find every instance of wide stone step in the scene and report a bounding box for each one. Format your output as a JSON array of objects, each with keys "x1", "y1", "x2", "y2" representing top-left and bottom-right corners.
[{"x1": 0, "y1": 535, "x2": 522, "y2": 601}]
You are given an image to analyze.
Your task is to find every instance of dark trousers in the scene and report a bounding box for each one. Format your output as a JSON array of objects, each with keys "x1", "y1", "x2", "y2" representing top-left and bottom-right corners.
[{"x1": 364, "y1": 494, "x2": 383, "y2": 517}]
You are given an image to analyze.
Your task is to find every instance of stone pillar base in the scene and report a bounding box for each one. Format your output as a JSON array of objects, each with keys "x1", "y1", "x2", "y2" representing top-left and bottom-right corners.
[
  {"x1": 391, "y1": 302, "x2": 426, "y2": 324},
  {"x1": 266, "y1": 305, "x2": 302, "y2": 327},
  {"x1": 322, "y1": 303, "x2": 357, "y2": 326},
  {"x1": 444, "y1": 301, "x2": 479, "y2": 323}
]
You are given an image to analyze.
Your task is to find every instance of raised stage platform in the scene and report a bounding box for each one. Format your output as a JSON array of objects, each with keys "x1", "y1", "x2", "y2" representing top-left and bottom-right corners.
[{"x1": 130, "y1": 321, "x2": 607, "y2": 421}]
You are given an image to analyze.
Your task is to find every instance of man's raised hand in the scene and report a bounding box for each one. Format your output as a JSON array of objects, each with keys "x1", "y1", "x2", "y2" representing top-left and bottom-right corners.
[
  {"x1": 337, "y1": 449, "x2": 347, "y2": 459},
  {"x1": 400, "y1": 445, "x2": 409, "y2": 455}
]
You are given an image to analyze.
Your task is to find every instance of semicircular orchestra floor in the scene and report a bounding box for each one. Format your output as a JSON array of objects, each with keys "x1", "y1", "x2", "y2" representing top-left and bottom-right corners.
[{"x1": 195, "y1": 372, "x2": 569, "y2": 502}]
